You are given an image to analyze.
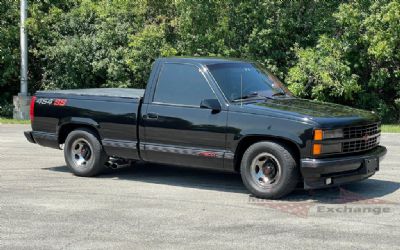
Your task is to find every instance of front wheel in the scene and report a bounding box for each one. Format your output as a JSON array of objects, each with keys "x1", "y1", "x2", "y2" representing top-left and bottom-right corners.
[
  {"x1": 240, "y1": 141, "x2": 300, "y2": 199},
  {"x1": 64, "y1": 128, "x2": 107, "y2": 177}
]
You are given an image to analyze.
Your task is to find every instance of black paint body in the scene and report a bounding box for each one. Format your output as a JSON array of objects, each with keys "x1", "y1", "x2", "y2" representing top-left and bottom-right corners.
[{"x1": 26, "y1": 57, "x2": 387, "y2": 189}]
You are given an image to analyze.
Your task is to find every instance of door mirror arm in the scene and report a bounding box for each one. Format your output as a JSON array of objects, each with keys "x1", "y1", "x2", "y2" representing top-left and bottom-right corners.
[{"x1": 200, "y1": 99, "x2": 222, "y2": 114}]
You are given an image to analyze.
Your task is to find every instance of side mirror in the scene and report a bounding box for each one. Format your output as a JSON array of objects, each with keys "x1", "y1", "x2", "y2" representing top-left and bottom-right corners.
[{"x1": 200, "y1": 99, "x2": 222, "y2": 113}]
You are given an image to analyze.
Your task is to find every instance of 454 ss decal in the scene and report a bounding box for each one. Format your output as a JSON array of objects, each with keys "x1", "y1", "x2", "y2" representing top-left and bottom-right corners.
[{"x1": 36, "y1": 98, "x2": 68, "y2": 106}]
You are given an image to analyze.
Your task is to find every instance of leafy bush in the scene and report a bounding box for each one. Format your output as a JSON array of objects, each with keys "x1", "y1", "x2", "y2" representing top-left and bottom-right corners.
[
  {"x1": 0, "y1": 0, "x2": 399, "y2": 122},
  {"x1": 0, "y1": 102, "x2": 13, "y2": 117},
  {"x1": 287, "y1": 1, "x2": 400, "y2": 122},
  {"x1": 0, "y1": 0, "x2": 20, "y2": 111}
]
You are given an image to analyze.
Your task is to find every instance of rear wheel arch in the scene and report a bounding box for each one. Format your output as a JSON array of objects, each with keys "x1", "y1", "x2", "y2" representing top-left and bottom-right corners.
[
  {"x1": 233, "y1": 135, "x2": 300, "y2": 172},
  {"x1": 58, "y1": 123, "x2": 101, "y2": 145}
]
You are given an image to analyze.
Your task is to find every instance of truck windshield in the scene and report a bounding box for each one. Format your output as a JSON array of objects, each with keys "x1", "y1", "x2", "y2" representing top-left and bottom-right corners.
[{"x1": 207, "y1": 63, "x2": 292, "y2": 102}]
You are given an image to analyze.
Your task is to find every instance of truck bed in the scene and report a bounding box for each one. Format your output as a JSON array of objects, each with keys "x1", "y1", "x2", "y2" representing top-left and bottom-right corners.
[
  {"x1": 32, "y1": 88, "x2": 143, "y2": 159},
  {"x1": 37, "y1": 88, "x2": 145, "y2": 99}
]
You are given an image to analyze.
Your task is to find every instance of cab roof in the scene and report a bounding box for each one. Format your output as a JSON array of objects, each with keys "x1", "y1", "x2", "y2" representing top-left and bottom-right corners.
[{"x1": 157, "y1": 57, "x2": 251, "y2": 66}]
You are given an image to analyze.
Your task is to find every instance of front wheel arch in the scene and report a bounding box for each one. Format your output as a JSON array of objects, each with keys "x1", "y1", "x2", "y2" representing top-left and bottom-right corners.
[{"x1": 233, "y1": 136, "x2": 300, "y2": 172}]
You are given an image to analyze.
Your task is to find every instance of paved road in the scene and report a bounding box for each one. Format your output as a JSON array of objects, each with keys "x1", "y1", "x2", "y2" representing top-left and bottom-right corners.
[{"x1": 0, "y1": 125, "x2": 399, "y2": 250}]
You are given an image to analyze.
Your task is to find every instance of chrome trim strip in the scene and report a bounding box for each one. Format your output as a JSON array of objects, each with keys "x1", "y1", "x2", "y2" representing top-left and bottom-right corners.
[
  {"x1": 102, "y1": 139, "x2": 137, "y2": 149},
  {"x1": 224, "y1": 152, "x2": 235, "y2": 160},
  {"x1": 319, "y1": 133, "x2": 381, "y2": 145},
  {"x1": 141, "y1": 142, "x2": 234, "y2": 159}
]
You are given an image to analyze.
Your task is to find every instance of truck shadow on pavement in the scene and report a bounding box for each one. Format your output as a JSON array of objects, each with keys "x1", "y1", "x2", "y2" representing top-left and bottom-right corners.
[{"x1": 44, "y1": 162, "x2": 400, "y2": 204}]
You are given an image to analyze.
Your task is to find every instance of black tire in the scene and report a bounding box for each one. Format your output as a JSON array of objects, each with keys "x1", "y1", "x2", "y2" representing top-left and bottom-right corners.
[
  {"x1": 240, "y1": 141, "x2": 299, "y2": 199},
  {"x1": 64, "y1": 128, "x2": 108, "y2": 177}
]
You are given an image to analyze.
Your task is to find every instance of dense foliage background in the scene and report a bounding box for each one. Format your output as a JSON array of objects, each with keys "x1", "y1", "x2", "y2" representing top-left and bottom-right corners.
[{"x1": 1, "y1": 0, "x2": 399, "y2": 122}]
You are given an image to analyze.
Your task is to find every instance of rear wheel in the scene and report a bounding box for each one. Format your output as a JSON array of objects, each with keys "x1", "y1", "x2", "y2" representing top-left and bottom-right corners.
[
  {"x1": 64, "y1": 128, "x2": 107, "y2": 176},
  {"x1": 240, "y1": 141, "x2": 299, "y2": 199}
]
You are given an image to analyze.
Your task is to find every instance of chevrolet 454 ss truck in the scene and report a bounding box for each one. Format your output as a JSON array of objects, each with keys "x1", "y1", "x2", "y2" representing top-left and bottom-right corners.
[{"x1": 25, "y1": 57, "x2": 387, "y2": 199}]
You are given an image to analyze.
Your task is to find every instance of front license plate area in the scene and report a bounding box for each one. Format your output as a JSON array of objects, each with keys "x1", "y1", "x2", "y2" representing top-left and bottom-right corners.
[{"x1": 361, "y1": 158, "x2": 379, "y2": 174}]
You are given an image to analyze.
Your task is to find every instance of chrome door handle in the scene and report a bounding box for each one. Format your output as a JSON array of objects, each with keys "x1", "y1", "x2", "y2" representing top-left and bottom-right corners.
[{"x1": 146, "y1": 113, "x2": 159, "y2": 119}]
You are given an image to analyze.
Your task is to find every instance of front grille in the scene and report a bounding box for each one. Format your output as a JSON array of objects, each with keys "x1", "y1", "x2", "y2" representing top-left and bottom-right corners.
[
  {"x1": 342, "y1": 135, "x2": 379, "y2": 152},
  {"x1": 343, "y1": 123, "x2": 379, "y2": 139},
  {"x1": 342, "y1": 123, "x2": 380, "y2": 153}
]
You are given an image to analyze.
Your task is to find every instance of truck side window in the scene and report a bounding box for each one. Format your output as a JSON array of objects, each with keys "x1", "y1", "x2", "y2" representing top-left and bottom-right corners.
[{"x1": 153, "y1": 63, "x2": 216, "y2": 106}]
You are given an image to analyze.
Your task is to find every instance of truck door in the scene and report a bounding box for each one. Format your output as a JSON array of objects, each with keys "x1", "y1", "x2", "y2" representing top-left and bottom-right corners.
[{"x1": 140, "y1": 62, "x2": 228, "y2": 169}]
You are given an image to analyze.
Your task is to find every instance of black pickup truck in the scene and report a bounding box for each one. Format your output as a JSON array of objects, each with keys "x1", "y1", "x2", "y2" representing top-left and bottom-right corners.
[{"x1": 25, "y1": 57, "x2": 387, "y2": 198}]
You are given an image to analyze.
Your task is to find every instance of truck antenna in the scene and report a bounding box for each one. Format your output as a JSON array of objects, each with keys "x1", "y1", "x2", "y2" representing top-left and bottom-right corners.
[{"x1": 240, "y1": 74, "x2": 243, "y2": 107}]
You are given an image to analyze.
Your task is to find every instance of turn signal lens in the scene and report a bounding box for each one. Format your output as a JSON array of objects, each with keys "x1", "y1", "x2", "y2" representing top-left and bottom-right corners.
[
  {"x1": 314, "y1": 129, "x2": 323, "y2": 140},
  {"x1": 313, "y1": 144, "x2": 322, "y2": 155}
]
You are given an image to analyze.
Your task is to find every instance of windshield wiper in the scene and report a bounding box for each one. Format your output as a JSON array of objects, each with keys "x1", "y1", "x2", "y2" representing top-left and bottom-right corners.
[
  {"x1": 232, "y1": 92, "x2": 270, "y2": 102},
  {"x1": 271, "y1": 91, "x2": 287, "y2": 97}
]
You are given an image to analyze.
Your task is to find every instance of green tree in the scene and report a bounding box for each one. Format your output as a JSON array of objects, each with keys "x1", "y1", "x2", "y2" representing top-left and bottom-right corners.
[
  {"x1": 28, "y1": 0, "x2": 145, "y2": 89},
  {"x1": 0, "y1": 0, "x2": 20, "y2": 116},
  {"x1": 127, "y1": 24, "x2": 177, "y2": 88},
  {"x1": 1, "y1": 0, "x2": 399, "y2": 122},
  {"x1": 287, "y1": 0, "x2": 400, "y2": 122}
]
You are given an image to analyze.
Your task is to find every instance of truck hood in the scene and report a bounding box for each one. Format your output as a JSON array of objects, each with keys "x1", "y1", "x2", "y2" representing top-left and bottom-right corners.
[{"x1": 237, "y1": 98, "x2": 380, "y2": 127}]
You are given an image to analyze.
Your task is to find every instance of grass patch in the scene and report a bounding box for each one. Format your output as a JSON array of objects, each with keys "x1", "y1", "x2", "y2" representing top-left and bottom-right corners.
[
  {"x1": 0, "y1": 117, "x2": 30, "y2": 124},
  {"x1": 382, "y1": 124, "x2": 400, "y2": 133}
]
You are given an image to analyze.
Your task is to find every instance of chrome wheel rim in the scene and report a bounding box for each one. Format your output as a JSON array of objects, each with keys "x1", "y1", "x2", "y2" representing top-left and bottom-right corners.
[
  {"x1": 250, "y1": 153, "x2": 281, "y2": 187},
  {"x1": 70, "y1": 138, "x2": 93, "y2": 168}
]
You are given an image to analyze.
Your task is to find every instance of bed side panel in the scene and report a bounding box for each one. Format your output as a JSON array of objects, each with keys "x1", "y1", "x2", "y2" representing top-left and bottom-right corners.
[{"x1": 33, "y1": 94, "x2": 140, "y2": 160}]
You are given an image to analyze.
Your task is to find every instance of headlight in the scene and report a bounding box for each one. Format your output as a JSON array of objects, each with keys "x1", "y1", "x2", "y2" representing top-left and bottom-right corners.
[
  {"x1": 314, "y1": 129, "x2": 344, "y2": 140},
  {"x1": 313, "y1": 128, "x2": 344, "y2": 155}
]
